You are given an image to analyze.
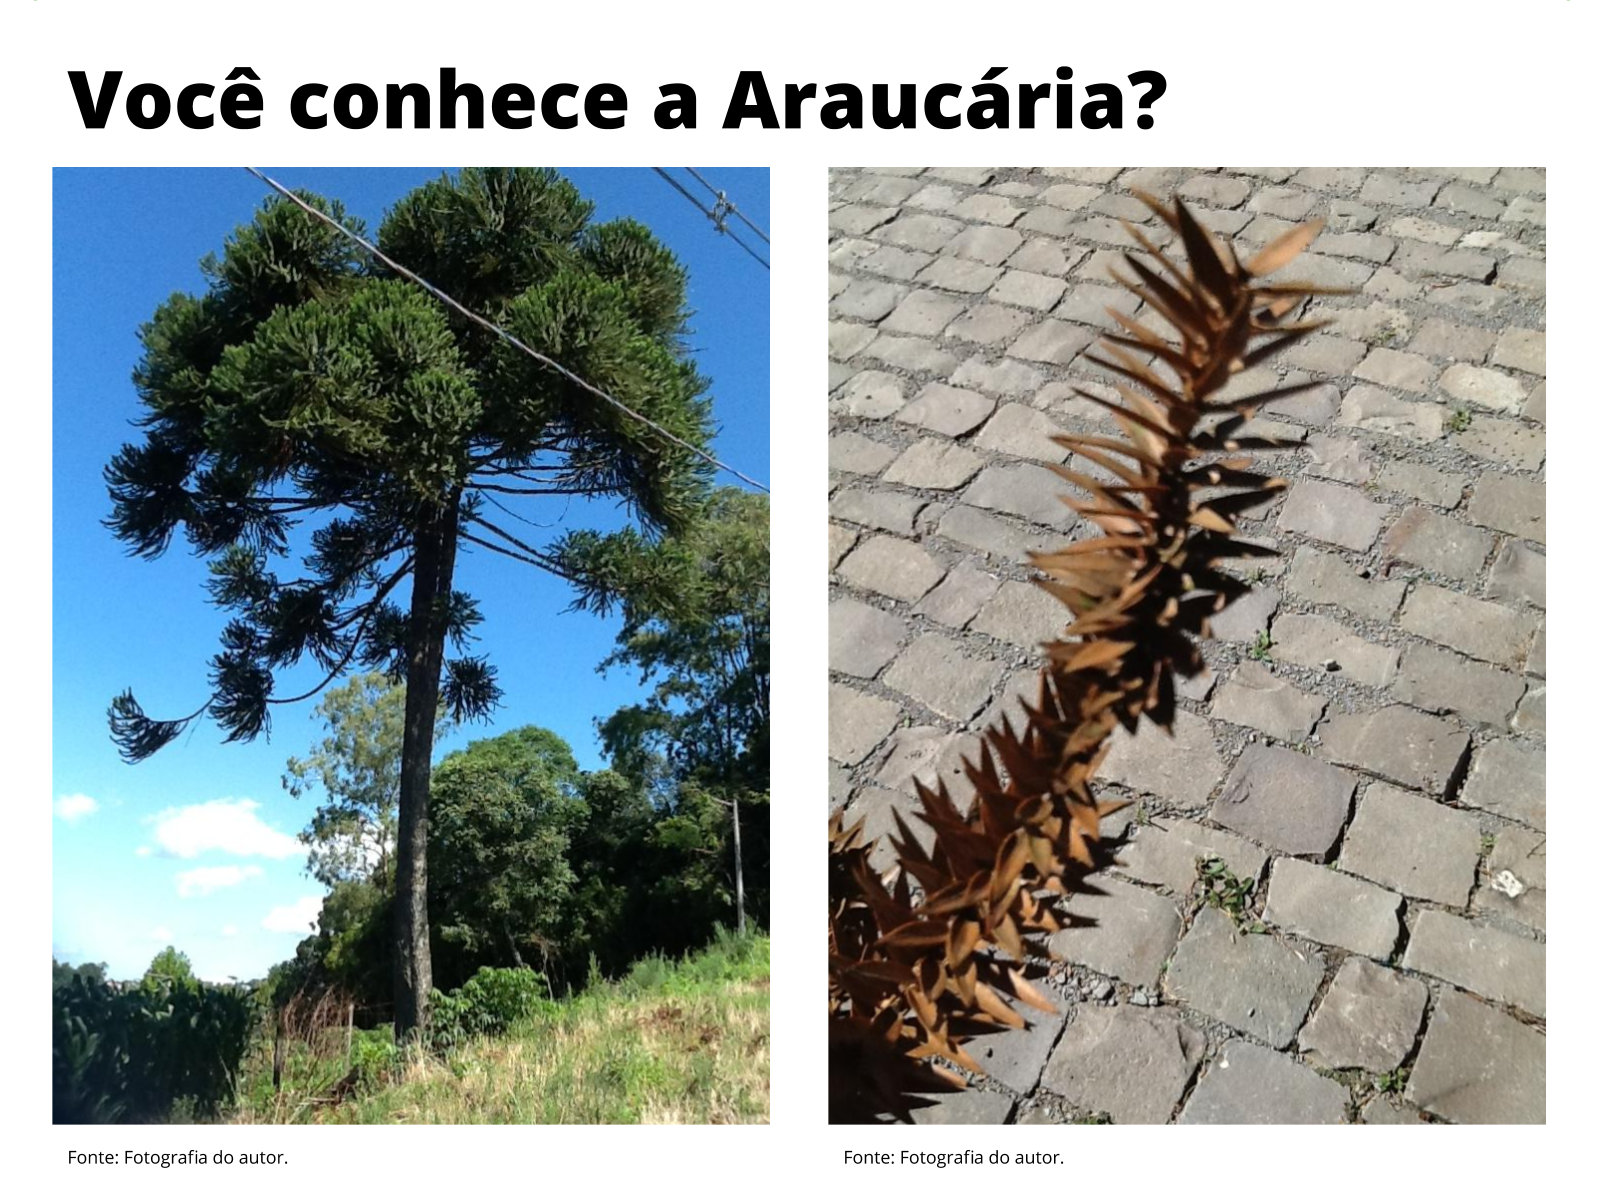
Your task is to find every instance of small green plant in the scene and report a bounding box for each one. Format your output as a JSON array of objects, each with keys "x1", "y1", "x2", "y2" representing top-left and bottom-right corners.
[
  {"x1": 1133, "y1": 802, "x2": 1152, "y2": 827},
  {"x1": 1375, "y1": 1066, "x2": 1410, "y2": 1095},
  {"x1": 1197, "y1": 856, "x2": 1264, "y2": 933},
  {"x1": 1246, "y1": 567, "x2": 1267, "y2": 586},
  {"x1": 1247, "y1": 629, "x2": 1273, "y2": 664},
  {"x1": 1074, "y1": 1110, "x2": 1113, "y2": 1125},
  {"x1": 429, "y1": 966, "x2": 556, "y2": 1052},
  {"x1": 1449, "y1": 408, "x2": 1473, "y2": 433},
  {"x1": 1481, "y1": 833, "x2": 1497, "y2": 855}
]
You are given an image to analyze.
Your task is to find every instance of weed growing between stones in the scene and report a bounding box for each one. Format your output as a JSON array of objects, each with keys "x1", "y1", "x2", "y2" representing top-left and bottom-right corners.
[{"x1": 829, "y1": 192, "x2": 1337, "y2": 1122}]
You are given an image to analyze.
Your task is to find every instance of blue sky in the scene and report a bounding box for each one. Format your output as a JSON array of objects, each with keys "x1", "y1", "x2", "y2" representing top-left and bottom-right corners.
[{"x1": 52, "y1": 167, "x2": 769, "y2": 982}]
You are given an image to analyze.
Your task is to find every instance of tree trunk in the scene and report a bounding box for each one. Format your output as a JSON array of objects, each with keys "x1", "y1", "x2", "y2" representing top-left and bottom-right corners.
[
  {"x1": 392, "y1": 498, "x2": 461, "y2": 1040},
  {"x1": 502, "y1": 918, "x2": 526, "y2": 969},
  {"x1": 730, "y1": 794, "x2": 745, "y2": 936}
]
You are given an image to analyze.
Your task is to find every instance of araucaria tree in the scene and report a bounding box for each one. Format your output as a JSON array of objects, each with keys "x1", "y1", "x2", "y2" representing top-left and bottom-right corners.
[{"x1": 105, "y1": 168, "x2": 715, "y2": 1038}]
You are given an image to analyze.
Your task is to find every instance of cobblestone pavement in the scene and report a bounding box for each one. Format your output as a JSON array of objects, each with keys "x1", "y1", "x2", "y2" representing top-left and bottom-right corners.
[{"x1": 827, "y1": 167, "x2": 1545, "y2": 1125}]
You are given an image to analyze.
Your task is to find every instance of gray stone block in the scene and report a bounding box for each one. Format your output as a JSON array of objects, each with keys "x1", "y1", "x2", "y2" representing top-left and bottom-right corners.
[
  {"x1": 1041, "y1": 1006, "x2": 1204, "y2": 1125},
  {"x1": 1276, "y1": 479, "x2": 1389, "y2": 551},
  {"x1": 909, "y1": 1088, "x2": 1016, "y2": 1125},
  {"x1": 836, "y1": 534, "x2": 946, "y2": 603},
  {"x1": 829, "y1": 487, "x2": 924, "y2": 536},
  {"x1": 1180, "y1": 1041, "x2": 1348, "y2": 1124},
  {"x1": 842, "y1": 785, "x2": 936, "y2": 873},
  {"x1": 1400, "y1": 584, "x2": 1538, "y2": 668},
  {"x1": 1354, "y1": 347, "x2": 1439, "y2": 393},
  {"x1": 1263, "y1": 857, "x2": 1402, "y2": 958},
  {"x1": 1376, "y1": 460, "x2": 1465, "y2": 508},
  {"x1": 936, "y1": 505, "x2": 1052, "y2": 561},
  {"x1": 897, "y1": 383, "x2": 996, "y2": 437},
  {"x1": 1099, "y1": 710, "x2": 1225, "y2": 810},
  {"x1": 1299, "y1": 958, "x2": 1426, "y2": 1073},
  {"x1": 1116, "y1": 816, "x2": 1268, "y2": 897},
  {"x1": 1439, "y1": 363, "x2": 1526, "y2": 412},
  {"x1": 829, "y1": 430, "x2": 898, "y2": 477},
  {"x1": 1210, "y1": 744, "x2": 1356, "y2": 857},
  {"x1": 828, "y1": 597, "x2": 906, "y2": 679},
  {"x1": 1285, "y1": 546, "x2": 1405, "y2": 623},
  {"x1": 1207, "y1": 587, "x2": 1280, "y2": 645},
  {"x1": 828, "y1": 683, "x2": 901, "y2": 765},
  {"x1": 1382, "y1": 507, "x2": 1492, "y2": 580},
  {"x1": 971, "y1": 580, "x2": 1066, "y2": 650},
  {"x1": 1272, "y1": 613, "x2": 1399, "y2": 689},
  {"x1": 1468, "y1": 472, "x2": 1545, "y2": 544},
  {"x1": 1485, "y1": 541, "x2": 1546, "y2": 609},
  {"x1": 1167, "y1": 908, "x2": 1325, "y2": 1047},
  {"x1": 1319, "y1": 705, "x2": 1470, "y2": 795},
  {"x1": 1392, "y1": 643, "x2": 1525, "y2": 731},
  {"x1": 882, "y1": 633, "x2": 1006, "y2": 723},
  {"x1": 1047, "y1": 877, "x2": 1181, "y2": 988},
  {"x1": 962, "y1": 462, "x2": 1077, "y2": 529},
  {"x1": 1478, "y1": 826, "x2": 1547, "y2": 932},
  {"x1": 882, "y1": 439, "x2": 985, "y2": 491},
  {"x1": 1407, "y1": 988, "x2": 1544, "y2": 1123},
  {"x1": 832, "y1": 370, "x2": 906, "y2": 419},
  {"x1": 1337, "y1": 385, "x2": 1445, "y2": 442},
  {"x1": 1458, "y1": 738, "x2": 1545, "y2": 829},
  {"x1": 1210, "y1": 661, "x2": 1325, "y2": 743},
  {"x1": 1404, "y1": 909, "x2": 1545, "y2": 1017},
  {"x1": 1339, "y1": 782, "x2": 1481, "y2": 906},
  {"x1": 914, "y1": 562, "x2": 1001, "y2": 630},
  {"x1": 963, "y1": 989, "x2": 1067, "y2": 1095},
  {"x1": 972, "y1": 403, "x2": 1066, "y2": 461}
]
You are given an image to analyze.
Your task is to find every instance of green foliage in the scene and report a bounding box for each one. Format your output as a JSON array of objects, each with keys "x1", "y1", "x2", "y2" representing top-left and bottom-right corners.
[
  {"x1": 53, "y1": 972, "x2": 256, "y2": 1123},
  {"x1": 286, "y1": 673, "x2": 451, "y2": 888},
  {"x1": 1197, "y1": 856, "x2": 1266, "y2": 934},
  {"x1": 143, "y1": 945, "x2": 196, "y2": 988},
  {"x1": 428, "y1": 967, "x2": 556, "y2": 1052},
  {"x1": 1246, "y1": 629, "x2": 1273, "y2": 664},
  {"x1": 53, "y1": 959, "x2": 107, "y2": 989},
  {"x1": 429, "y1": 727, "x2": 587, "y2": 981}
]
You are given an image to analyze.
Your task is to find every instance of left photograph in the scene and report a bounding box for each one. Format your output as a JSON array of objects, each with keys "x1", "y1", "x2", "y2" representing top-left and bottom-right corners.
[{"x1": 53, "y1": 167, "x2": 771, "y2": 1124}]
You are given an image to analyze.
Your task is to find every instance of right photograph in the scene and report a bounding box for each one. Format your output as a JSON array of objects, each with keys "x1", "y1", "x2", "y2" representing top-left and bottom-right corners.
[{"x1": 827, "y1": 167, "x2": 1545, "y2": 1125}]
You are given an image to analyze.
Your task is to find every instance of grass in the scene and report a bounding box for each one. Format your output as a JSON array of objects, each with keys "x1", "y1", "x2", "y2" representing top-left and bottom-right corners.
[{"x1": 232, "y1": 930, "x2": 769, "y2": 1125}]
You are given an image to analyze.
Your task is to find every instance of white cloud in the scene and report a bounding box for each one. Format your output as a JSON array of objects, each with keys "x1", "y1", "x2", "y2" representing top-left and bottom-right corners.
[
  {"x1": 148, "y1": 798, "x2": 302, "y2": 860},
  {"x1": 175, "y1": 864, "x2": 263, "y2": 898},
  {"x1": 135, "y1": 846, "x2": 152, "y2": 857},
  {"x1": 54, "y1": 793, "x2": 100, "y2": 823},
  {"x1": 221, "y1": 925, "x2": 238, "y2": 937},
  {"x1": 262, "y1": 895, "x2": 323, "y2": 935},
  {"x1": 151, "y1": 926, "x2": 173, "y2": 942}
]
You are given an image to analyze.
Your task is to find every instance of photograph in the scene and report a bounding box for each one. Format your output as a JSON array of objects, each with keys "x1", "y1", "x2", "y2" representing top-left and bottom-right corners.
[
  {"x1": 52, "y1": 166, "x2": 771, "y2": 1124},
  {"x1": 827, "y1": 166, "x2": 1545, "y2": 1124}
]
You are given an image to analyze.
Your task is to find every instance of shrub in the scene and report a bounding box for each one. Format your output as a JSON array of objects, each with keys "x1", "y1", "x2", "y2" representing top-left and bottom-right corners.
[
  {"x1": 428, "y1": 966, "x2": 554, "y2": 1051},
  {"x1": 53, "y1": 973, "x2": 256, "y2": 1123}
]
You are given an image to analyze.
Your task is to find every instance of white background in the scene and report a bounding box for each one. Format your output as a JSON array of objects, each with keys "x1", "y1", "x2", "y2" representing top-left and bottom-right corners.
[{"x1": 7, "y1": 0, "x2": 1592, "y2": 1190}]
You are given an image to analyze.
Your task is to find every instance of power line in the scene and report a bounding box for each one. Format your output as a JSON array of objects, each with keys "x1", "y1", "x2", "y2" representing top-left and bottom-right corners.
[
  {"x1": 242, "y1": 167, "x2": 769, "y2": 494},
  {"x1": 651, "y1": 167, "x2": 770, "y2": 269},
  {"x1": 683, "y1": 167, "x2": 771, "y2": 245}
]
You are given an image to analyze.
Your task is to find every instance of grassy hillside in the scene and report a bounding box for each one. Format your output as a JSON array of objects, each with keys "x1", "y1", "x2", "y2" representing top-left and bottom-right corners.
[{"x1": 235, "y1": 932, "x2": 769, "y2": 1125}]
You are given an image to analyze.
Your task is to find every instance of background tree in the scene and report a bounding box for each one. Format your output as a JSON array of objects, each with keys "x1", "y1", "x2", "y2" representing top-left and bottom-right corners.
[
  {"x1": 143, "y1": 946, "x2": 196, "y2": 988},
  {"x1": 285, "y1": 672, "x2": 451, "y2": 888},
  {"x1": 599, "y1": 488, "x2": 770, "y2": 931},
  {"x1": 105, "y1": 169, "x2": 715, "y2": 1038},
  {"x1": 428, "y1": 727, "x2": 587, "y2": 985}
]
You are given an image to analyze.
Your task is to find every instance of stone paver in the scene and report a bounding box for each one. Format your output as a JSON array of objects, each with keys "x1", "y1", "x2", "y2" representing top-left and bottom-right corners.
[
  {"x1": 1210, "y1": 745, "x2": 1356, "y2": 857},
  {"x1": 1407, "y1": 988, "x2": 1545, "y2": 1123},
  {"x1": 1264, "y1": 857, "x2": 1401, "y2": 958},
  {"x1": 1166, "y1": 908, "x2": 1324, "y2": 1047},
  {"x1": 1319, "y1": 705, "x2": 1470, "y2": 795},
  {"x1": 828, "y1": 165, "x2": 1547, "y2": 1124},
  {"x1": 1458, "y1": 737, "x2": 1545, "y2": 829},
  {"x1": 827, "y1": 597, "x2": 905, "y2": 679},
  {"x1": 1099, "y1": 710, "x2": 1225, "y2": 809},
  {"x1": 1180, "y1": 1041, "x2": 1347, "y2": 1124},
  {"x1": 1339, "y1": 782, "x2": 1480, "y2": 906},
  {"x1": 1210, "y1": 661, "x2": 1325, "y2": 742},
  {"x1": 1041, "y1": 1006, "x2": 1204, "y2": 1125},
  {"x1": 1298, "y1": 957, "x2": 1427, "y2": 1072},
  {"x1": 1047, "y1": 877, "x2": 1181, "y2": 988},
  {"x1": 1276, "y1": 478, "x2": 1388, "y2": 551},
  {"x1": 1406, "y1": 909, "x2": 1545, "y2": 1017}
]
